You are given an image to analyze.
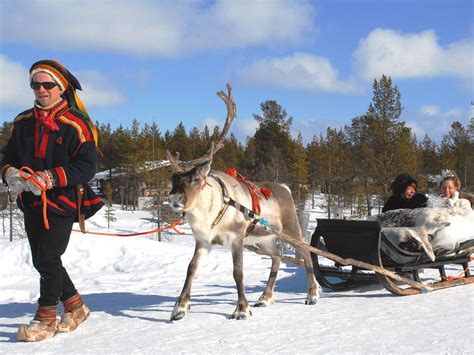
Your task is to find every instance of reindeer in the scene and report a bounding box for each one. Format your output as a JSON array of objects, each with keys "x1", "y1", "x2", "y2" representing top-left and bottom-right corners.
[{"x1": 166, "y1": 84, "x2": 320, "y2": 321}]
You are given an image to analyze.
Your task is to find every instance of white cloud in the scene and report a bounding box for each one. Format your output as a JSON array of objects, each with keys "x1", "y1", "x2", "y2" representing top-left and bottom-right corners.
[
  {"x1": 238, "y1": 53, "x2": 360, "y2": 93},
  {"x1": 441, "y1": 40, "x2": 474, "y2": 78},
  {"x1": 404, "y1": 105, "x2": 468, "y2": 140},
  {"x1": 0, "y1": 55, "x2": 31, "y2": 108},
  {"x1": 0, "y1": 0, "x2": 316, "y2": 57},
  {"x1": 353, "y1": 28, "x2": 474, "y2": 81},
  {"x1": 291, "y1": 117, "x2": 345, "y2": 144},
  {"x1": 202, "y1": 117, "x2": 221, "y2": 131},
  {"x1": 0, "y1": 54, "x2": 125, "y2": 110},
  {"x1": 404, "y1": 120, "x2": 428, "y2": 139},
  {"x1": 78, "y1": 70, "x2": 127, "y2": 107},
  {"x1": 236, "y1": 117, "x2": 258, "y2": 137},
  {"x1": 419, "y1": 105, "x2": 440, "y2": 116},
  {"x1": 237, "y1": 28, "x2": 472, "y2": 93},
  {"x1": 202, "y1": 116, "x2": 257, "y2": 142}
]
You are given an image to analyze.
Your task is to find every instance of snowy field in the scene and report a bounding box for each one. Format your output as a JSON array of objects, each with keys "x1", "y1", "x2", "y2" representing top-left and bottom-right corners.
[{"x1": 0, "y1": 203, "x2": 473, "y2": 354}]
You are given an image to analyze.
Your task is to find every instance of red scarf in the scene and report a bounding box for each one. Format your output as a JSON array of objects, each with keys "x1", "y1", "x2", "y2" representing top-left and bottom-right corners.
[{"x1": 34, "y1": 99, "x2": 68, "y2": 132}]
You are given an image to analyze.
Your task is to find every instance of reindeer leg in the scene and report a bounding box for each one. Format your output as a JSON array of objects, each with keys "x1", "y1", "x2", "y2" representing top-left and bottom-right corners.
[
  {"x1": 249, "y1": 240, "x2": 282, "y2": 307},
  {"x1": 275, "y1": 231, "x2": 321, "y2": 305},
  {"x1": 255, "y1": 255, "x2": 280, "y2": 307},
  {"x1": 230, "y1": 239, "x2": 251, "y2": 320},
  {"x1": 170, "y1": 241, "x2": 212, "y2": 321},
  {"x1": 298, "y1": 246, "x2": 321, "y2": 305}
]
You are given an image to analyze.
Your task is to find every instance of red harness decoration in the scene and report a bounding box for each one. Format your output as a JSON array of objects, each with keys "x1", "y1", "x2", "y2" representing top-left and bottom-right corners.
[{"x1": 225, "y1": 168, "x2": 272, "y2": 215}]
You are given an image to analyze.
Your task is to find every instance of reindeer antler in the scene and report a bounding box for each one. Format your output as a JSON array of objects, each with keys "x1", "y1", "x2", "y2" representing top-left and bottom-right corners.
[
  {"x1": 166, "y1": 150, "x2": 185, "y2": 173},
  {"x1": 214, "y1": 83, "x2": 237, "y2": 154},
  {"x1": 167, "y1": 84, "x2": 237, "y2": 173}
]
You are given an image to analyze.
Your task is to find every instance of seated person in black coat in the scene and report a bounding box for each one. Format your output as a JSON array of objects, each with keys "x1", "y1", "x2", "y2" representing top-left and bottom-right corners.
[{"x1": 382, "y1": 173, "x2": 428, "y2": 212}]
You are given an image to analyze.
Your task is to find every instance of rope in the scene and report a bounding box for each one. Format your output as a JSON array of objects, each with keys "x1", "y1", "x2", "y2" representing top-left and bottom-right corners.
[
  {"x1": 441, "y1": 266, "x2": 470, "y2": 281},
  {"x1": 17, "y1": 165, "x2": 185, "y2": 237},
  {"x1": 72, "y1": 220, "x2": 184, "y2": 237},
  {"x1": 19, "y1": 167, "x2": 50, "y2": 230}
]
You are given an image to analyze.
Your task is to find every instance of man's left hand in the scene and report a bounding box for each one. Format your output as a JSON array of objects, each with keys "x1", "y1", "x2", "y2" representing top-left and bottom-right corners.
[{"x1": 24, "y1": 171, "x2": 55, "y2": 196}]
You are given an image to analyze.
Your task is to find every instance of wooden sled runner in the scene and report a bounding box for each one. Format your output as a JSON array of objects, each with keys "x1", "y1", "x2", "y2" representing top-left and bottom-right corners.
[{"x1": 310, "y1": 219, "x2": 474, "y2": 295}]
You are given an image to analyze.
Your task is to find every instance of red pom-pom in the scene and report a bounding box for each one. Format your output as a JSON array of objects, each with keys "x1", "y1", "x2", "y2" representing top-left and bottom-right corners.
[
  {"x1": 226, "y1": 168, "x2": 237, "y2": 177},
  {"x1": 260, "y1": 188, "x2": 272, "y2": 198}
]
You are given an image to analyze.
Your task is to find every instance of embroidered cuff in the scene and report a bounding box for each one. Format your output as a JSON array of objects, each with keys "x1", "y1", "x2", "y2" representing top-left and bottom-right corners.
[
  {"x1": 44, "y1": 170, "x2": 56, "y2": 188},
  {"x1": 52, "y1": 167, "x2": 68, "y2": 187}
]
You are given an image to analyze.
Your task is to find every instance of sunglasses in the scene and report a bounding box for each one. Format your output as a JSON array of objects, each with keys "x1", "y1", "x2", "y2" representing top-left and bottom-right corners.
[{"x1": 30, "y1": 81, "x2": 58, "y2": 90}]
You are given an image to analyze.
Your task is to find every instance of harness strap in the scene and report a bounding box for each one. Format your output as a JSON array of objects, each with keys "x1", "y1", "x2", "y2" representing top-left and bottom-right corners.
[
  {"x1": 209, "y1": 175, "x2": 231, "y2": 229},
  {"x1": 226, "y1": 168, "x2": 263, "y2": 214},
  {"x1": 209, "y1": 174, "x2": 260, "y2": 230},
  {"x1": 224, "y1": 197, "x2": 258, "y2": 219},
  {"x1": 76, "y1": 184, "x2": 86, "y2": 233}
]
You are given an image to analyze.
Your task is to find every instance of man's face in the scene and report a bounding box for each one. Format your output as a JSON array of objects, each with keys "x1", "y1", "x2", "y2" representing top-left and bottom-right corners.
[{"x1": 31, "y1": 72, "x2": 62, "y2": 107}]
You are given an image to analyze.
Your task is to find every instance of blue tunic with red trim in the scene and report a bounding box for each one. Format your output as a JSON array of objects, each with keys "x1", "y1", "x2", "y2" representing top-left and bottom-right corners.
[{"x1": 1, "y1": 100, "x2": 104, "y2": 220}]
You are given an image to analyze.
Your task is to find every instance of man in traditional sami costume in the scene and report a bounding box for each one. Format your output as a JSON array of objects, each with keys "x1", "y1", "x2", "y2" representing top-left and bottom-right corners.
[{"x1": 1, "y1": 59, "x2": 104, "y2": 342}]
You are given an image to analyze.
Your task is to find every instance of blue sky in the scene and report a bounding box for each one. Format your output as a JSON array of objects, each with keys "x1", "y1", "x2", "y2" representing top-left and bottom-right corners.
[{"x1": 0, "y1": 0, "x2": 472, "y2": 145}]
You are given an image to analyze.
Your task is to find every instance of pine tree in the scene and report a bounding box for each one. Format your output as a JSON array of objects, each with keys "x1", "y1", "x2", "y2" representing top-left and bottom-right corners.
[
  {"x1": 240, "y1": 137, "x2": 257, "y2": 179},
  {"x1": 188, "y1": 127, "x2": 207, "y2": 159},
  {"x1": 142, "y1": 121, "x2": 164, "y2": 163},
  {"x1": 346, "y1": 75, "x2": 417, "y2": 215},
  {"x1": 354, "y1": 187, "x2": 368, "y2": 219},
  {"x1": 466, "y1": 118, "x2": 474, "y2": 192},
  {"x1": 447, "y1": 121, "x2": 471, "y2": 191},
  {"x1": 166, "y1": 122, "x2": 191, "y2": 160},
  {"x1": 418, "y1": 135, "x2": 441, "y2": 193},
  {"x1": 104, "y1": 183, "x2": 116, "y2": 229},
  {"x1": 364, "y1": 75, "x2": 405, "y2": 195},
  {"x1": 212, "y1": 134, "x2": 245, "y2": 172},
  {"x1": 0, "y1": 121, "x2": 13, "y2": 161},
  {"x1": 438, "y1": 136, "x2": 454, "y2": 172},
  {"x1": 306, "y1": 134, "x2": 327, "y2": 200},
  {"x1": 288, "y1": 132, "x2": 310, "y2": 209},
  {"x1": 252, "y1": 100, "x2": 293, "y2": 182}
]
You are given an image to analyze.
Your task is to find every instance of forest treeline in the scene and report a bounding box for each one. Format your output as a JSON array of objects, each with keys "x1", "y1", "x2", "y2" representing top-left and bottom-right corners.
[{"x1": 1, "y1": 75, "x2": 473, "y2": 217}]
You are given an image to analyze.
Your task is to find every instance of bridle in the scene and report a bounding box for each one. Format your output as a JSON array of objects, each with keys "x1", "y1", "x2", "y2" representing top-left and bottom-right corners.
[{"x1": 208, "y1": 174, "x2": 260, "y2": 232}]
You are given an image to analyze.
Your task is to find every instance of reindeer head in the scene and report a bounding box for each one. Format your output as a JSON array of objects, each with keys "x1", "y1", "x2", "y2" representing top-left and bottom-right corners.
[{"x1": 167, "y1": 84, "x2": 236, "y2": 212}]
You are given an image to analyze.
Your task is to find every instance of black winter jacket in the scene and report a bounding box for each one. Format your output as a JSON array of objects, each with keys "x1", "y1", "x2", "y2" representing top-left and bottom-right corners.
[
  {"x1": 381, "y1": 193, "x2": 428, "y2": 213},
  {"x1": 1, "y1": 102, "x2": 103, "y2": 220}
]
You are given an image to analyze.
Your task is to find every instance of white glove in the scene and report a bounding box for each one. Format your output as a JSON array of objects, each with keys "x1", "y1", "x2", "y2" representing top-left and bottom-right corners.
[
  {"x1": 4, "y1": 167, "x2": 30, "y2": 195},
  {"x1": 24, "y1": 171, "x2": 55, "y2": 196},
  {"x1": 451, "y1": 191, "x2": 459, "y2": 202}
]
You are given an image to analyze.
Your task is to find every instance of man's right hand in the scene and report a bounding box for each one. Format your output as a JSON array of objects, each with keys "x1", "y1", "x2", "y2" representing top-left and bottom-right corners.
[{"x1": 4, "y1": 167, "x2": 30, "y2": 195}]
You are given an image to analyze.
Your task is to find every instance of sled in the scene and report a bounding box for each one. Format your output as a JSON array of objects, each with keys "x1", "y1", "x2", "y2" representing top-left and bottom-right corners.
[{"x1": 310, "y1": 219, "x2": 474, "y2": 295}]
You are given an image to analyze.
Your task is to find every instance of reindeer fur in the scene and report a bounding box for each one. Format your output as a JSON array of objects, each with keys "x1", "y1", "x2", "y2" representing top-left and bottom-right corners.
[
  {"x1": 370, "y1": 207, "x2": 474, "y2": 261},
  {"x1": 167, "y1": 84, "x2": 319, "y2": 321},
  {"x1": 168, "y1": 168, "x2": 320, "y2": 321}
]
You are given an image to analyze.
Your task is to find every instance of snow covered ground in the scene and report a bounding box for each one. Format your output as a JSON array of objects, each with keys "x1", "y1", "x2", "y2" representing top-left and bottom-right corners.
[{"x1": 0, "y1": 204, "x2": 473, "y2": 354}]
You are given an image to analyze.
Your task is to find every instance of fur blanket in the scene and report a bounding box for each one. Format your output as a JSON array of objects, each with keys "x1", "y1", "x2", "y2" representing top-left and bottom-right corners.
[{"x1": 368, "y1": 207, "x2": 474, "y2": 261}]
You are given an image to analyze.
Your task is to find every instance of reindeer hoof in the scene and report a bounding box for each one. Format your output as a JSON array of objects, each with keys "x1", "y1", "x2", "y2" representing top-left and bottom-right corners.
[
  {"x1": 230, "y1": 307, "x2": 252, "y2": 320},
  {"x1": 170, "y1": 311, "x2": 186, "y2": 321},
  {"x1": 305, "y1": 296, "x2": 319, "y2": 305},
  {"x1": 254, "y1": 297, "x2": 273, "y2": 307},
  {"x1": 229, "y1": 312, "x2": 251, "y2": 320},
  {"x1": 170, "y1": 302, "x2": 190, "y2": 321}
]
